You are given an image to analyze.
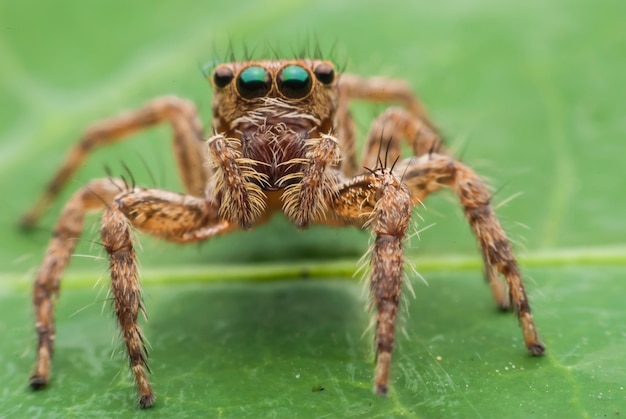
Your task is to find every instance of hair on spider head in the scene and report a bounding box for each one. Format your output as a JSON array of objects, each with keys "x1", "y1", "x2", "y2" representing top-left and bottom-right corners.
[
  {"x1": 199, "y1": 59, "x2": 220, "y2": 79},
  {"x1": 199, "y1": 36, "x2": 346, "y2": 74}
]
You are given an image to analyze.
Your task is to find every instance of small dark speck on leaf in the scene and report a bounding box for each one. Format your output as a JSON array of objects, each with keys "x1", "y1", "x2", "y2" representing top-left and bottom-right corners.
[{"x1": 312, "y1": 385, "x2": 325, "y2": 392}]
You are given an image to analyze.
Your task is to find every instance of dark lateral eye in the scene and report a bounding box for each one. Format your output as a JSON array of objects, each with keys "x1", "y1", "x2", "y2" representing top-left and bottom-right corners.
[
  {"x1": 277, "y1": 65, "x2": 312, "y2": 99},
  {"x1": 213, "y1": 65, "x2": 234, "y2": 88},
  {"x1": 314, "y1": 63, "x2": 335, "y2": 85},
  {"x1": 237, "y1": 66, "x2": 271, "y2": 99}
]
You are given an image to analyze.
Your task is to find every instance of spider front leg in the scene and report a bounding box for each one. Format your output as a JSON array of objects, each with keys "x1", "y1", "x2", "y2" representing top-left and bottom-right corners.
[
  {"x1": 328, "y1": 168, "x2": 413, "y2": 395},
  {"x1": 368, "y1": 171, "x2": 413, "y2": 395},
  {"x1": 100, "y1": 204, "x2": 153, "y2": 407},
  {"x1": 30, "y1": 178, "x2": 128, "y2": 389},
  {"x1": 398, "y1": 154, "x2": 545, "y2": 354},
  {"x1": 100, "y1": 188, "x2": 233, "y2": 408}
]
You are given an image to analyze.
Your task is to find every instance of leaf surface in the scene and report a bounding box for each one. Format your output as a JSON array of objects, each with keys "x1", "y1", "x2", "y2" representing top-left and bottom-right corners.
[{"x1": 0, "y1": 0, "x2": 624, "y2": 417}]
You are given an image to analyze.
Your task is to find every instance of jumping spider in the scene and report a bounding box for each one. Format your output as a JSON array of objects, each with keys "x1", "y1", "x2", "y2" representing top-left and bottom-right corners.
[{"x1": 24, "y1": 59, "x2": 545, "y2": 408}]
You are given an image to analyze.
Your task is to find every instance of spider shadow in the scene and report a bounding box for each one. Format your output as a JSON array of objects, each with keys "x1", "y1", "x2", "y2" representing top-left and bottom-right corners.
[{"x1": 142, "y1": 279, "x2": 371, "y2": 396}]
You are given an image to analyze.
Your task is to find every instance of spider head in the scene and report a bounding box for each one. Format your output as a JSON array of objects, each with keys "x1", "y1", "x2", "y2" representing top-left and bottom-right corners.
[{"x1": 208, "y1": 60, "x2": 338, "y2": 137}]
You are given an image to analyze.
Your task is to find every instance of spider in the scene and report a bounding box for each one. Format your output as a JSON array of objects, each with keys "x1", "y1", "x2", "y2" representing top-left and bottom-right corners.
[{"x1": 23, "y1": 58, "x2": 545, "y2": 408}]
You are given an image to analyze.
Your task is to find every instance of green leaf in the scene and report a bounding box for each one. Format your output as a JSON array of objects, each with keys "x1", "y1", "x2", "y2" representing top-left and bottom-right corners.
[
  {"x1": 1, "y1": 0, "x2": 625, "y2": 417},
  {"x1": 2, "y1": 267, "x2": 625, "y2": 417}
]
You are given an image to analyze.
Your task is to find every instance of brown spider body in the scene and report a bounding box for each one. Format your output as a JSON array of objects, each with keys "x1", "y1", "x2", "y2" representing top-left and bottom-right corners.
[
  {"x1": 208, "y1": 60, "x2": 340, "y2": 227},
  {"x1": 23, "y1": 58, "x2": 544, "y2": 409}
]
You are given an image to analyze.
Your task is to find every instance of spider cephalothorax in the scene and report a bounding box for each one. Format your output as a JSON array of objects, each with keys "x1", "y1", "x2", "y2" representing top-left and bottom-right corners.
[{"x1": 24, "y1": 59, "x2": 544, "y2": 409}]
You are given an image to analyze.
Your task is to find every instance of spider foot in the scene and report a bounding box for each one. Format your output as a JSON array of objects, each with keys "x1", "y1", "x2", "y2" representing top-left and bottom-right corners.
[
  {"x1": 374, "y1": 384, "x2": 389, "y2": 397},
  {"x1": 528, "y1": 341, "x2": 546, "y2": 356},
  {"x1": 29, "y1": 374, "x2": 48, "y2": 390},
  {"x1": 139, "y1": 393, "x2": 155, "y2": 409}
]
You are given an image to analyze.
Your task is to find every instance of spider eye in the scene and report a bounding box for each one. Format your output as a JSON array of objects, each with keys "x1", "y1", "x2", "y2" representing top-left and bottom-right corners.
[
  {"x1": 313, "y1": 63, "x2": 335, "y2": 85},
  {"x1": 237, "y1": 66, "x2": 271, "y2": 99},
  {"x1": 212, "y1": 65, "x2": 234, "y2": 88},
  {"x1": 277, "y1": 65, "x2": 312, "y2": 99}
]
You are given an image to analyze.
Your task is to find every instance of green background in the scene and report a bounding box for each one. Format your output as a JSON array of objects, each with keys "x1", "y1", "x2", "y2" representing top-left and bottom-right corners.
[{"x1": 1, "y1": 0, "x2": 624, "y2": 417}]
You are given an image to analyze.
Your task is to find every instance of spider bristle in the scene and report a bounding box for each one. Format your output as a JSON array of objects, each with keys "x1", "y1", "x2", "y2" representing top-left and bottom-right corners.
[
  {"x1": 103, "y1": 164, "x2": 115, "y2": 181},
  {"x1": 313, "y1": 36, "x2": 324, "y2": 60},
  {"x1": 397, "y1": 155, "x2": 413, "y2": 183},
  {"x1": 198, "y1": 59, "x2": 215, "y2": 79},
  {"x1": 119, "y1": 174, "x2": 129, "y2": 191},
  {"x1": 135, "y1": 152, "x2": 159, "y2": 190},
  {"x1": 323, "y1": 37, "x2": 346, "y2": 72},
  {"x1": 494, "y1": 191, "x2": 524, "y2": 210},
  {"x1": 383, "y1": 138, "x2": 392, "y2": 169},
  {"x1": 356, "y1": 238, "x2": 375, "y2": 295},
  {"x1": 375, "y1": 130, "x2": 386, "y2": 170},
  {"x1": 225, "y1": 37, "x2": 237, "y2": 63},
  {"x1": 488, "y1": 179, "x2": 512, "y2": 202},
  {"x1": 120, "y1": 161, "x2": 137, "y2": 190},
  {"x1": 454, "y1": 134, "x2": 473, "y2": 162},
  {"x1": 242, "y1": 42, "x2": 260, "y2": 63},
  {"x1": 402, "y1": 264, "x2": 417, "y2": 300},
  {"x1": 389, "y1": 155, "x2": 400, "y2": 173},
  {"x1": 267, "y1": 42, "x2": 281, "y2": 60},
  {"x1": 295, "y1": 41, "x2": 307, "y2": 60}
]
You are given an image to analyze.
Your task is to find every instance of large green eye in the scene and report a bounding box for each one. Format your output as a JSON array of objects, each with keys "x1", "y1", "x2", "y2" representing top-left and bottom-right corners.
[
  {"x1": 237, "y1": 66, "x2": 271, "y2": 99},
  {"x1": 277, "y1": 65, "x2": 312, "y2": 99}
]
